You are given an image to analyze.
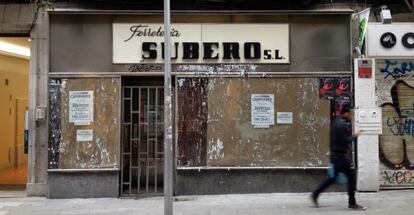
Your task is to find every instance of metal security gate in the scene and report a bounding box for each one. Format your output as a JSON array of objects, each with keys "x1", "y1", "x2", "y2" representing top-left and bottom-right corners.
[{"x1": 121, "y1": 86, "x2": 164, "y2": 197}]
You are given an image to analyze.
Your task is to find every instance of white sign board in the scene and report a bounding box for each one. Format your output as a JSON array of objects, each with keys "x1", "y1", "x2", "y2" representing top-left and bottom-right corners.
[
  {"x1": 69, "y1": 91, "x2": 94, "y2": 125},
  {"x1": 277, "y1": 112, "x2": 293, "y2": 124},
  {"x1": 251, "y1": 94, "x2": 274, "y2": 128},
  {"x1": 113, "y1": 23, "x2": 289, "y2": 64},
  {"x1": 76, "y1": 129, "x2": 93, "y2": 142},
  {"x1": 366, "y1": 23, "x2": 414, "y2": 57}
]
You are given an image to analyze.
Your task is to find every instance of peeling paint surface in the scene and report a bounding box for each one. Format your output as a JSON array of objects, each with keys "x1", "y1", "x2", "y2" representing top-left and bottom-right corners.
[
  {"x1": 49, "y1": 78, "x2": 120, "y2": 169},
  {"x1": 177, "y1": 77, "x2": 330, "y2": 167},
  {"x1": 208, "y1": 139, "x2": 225, "y2": 160},
  {"x1": 177, "y1": 78, "x2": 208, "y2": 167}
]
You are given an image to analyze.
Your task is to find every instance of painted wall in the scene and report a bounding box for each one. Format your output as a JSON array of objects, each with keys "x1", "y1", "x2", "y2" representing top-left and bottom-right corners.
[
  {"x1": 49, "y1": 14, "x2": 351, "y2": 73},
  {"x1": 354, "y1": 59, "x2": 380, "y2": 191},
  {"x1": 0, "y1": 54, "x2": 29, "y2": 170}
]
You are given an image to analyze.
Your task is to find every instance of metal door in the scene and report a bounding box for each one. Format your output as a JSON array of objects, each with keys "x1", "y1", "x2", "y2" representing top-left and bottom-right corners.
[{"x1": 121, "y1": 86, "x2": 164, "y2": 197}]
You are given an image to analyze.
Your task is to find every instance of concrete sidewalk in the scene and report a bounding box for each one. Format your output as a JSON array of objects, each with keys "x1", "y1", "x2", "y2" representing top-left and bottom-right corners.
[{"x1": 0, "y1": 190, "x2": 413, "y2": 215}]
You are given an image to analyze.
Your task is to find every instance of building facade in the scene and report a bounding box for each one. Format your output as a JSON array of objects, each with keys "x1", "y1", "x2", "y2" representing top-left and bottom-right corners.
[{"x1": 1, "y1": 0, "x2": 413, "y2": 198}]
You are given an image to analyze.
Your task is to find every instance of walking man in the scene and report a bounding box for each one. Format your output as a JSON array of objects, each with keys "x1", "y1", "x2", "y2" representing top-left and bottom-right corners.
[{"x1": 311, "y1": 106, "x2": 367, "y2": 211}]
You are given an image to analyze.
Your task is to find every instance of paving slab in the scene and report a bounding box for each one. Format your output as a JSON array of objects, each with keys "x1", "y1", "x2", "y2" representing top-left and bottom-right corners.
[{"x1": 0, "y1": 190, "x2": 413, "y2": 215}]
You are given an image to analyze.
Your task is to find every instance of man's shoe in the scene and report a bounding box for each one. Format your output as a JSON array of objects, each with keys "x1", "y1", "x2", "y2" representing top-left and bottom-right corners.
[
  {"x1": 348, "y1": 204, "x2": 367, "y2": 211},
  {"x1": 310, "y1": 194, "x2": 319, "y2": 208}
]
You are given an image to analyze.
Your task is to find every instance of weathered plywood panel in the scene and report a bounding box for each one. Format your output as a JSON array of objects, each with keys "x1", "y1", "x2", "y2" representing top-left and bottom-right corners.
[
  {"x1": 177, "y1": 78, "x2": 208, "y2": 166},
  {"x1": 49, "y1": 78, "x2": 120, "y2": 169},
  {"x1": 206, "y1": 78, "x2": 330, "y2": 167}
]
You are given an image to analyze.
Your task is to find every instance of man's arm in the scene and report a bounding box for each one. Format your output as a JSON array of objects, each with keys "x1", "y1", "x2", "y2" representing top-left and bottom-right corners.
[
  {"x1": 353, "y1": 130, "x2": 363, "y2": 137},
  {"x1": 338, "y1": 121, "x2": 362, "y2": 142}
]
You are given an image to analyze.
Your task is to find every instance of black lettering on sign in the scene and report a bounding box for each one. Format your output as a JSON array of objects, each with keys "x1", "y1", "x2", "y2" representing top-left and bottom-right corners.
[
  {"x1": 263, "y1": 49, "x2": 284, "y2": 60},
  {"x1": 274, "y1": 50, "x2": 283, "y2": 59},
  {"x1": 125, "y1": 25, "x2": 148, "y2": 42},
  {"x1": 203, "y1": 42, "x2": 219, "y2": 59},
  {"x1": 264, "y1": 50, "x2": 272, "y2": 60},
  {"x1": 161, "y1": 42, "x2": 179, "y2": 59},
  {"x1": 244, "y1": 42, "x2": 261, "y2": 59},
  {"x1": 142, "y1": 42, "x2": 157, "y2": 59},
  {"x1": 223, "y1": 43, "x2": 240, "y2": 59},
  {"x1": 402, "y1": 32, "x2": 414, "y2": 49},
  {"x1": 183, "y1": 43, "x2": 199, "y2": 59},
  {"x1": 124, "y1": 25, "x2": 182, "y2": 42}
]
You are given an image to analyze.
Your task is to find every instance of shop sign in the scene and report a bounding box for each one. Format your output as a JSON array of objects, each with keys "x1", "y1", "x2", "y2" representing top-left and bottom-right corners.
[
  {"x1": 251, "y1": 94, "x2": 274, "y2": 128},
  {"x1": 113, "y1": 24, "x2": 289, "y2": 64},
  {"x1": 69, "y1": 91, "x2": 94, "y2": 125},
  {"x1": 366, "y1": 23, "x2": 414, "y2": 57}
]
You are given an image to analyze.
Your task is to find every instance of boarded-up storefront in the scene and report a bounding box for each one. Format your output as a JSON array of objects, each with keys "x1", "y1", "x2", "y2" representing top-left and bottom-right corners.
[
  {"x1": 47, "y1": 13, "x2": 353, "y2": 198},
  {"x1": 177, "y1": 77, "x2": 331, "y2": 168}
]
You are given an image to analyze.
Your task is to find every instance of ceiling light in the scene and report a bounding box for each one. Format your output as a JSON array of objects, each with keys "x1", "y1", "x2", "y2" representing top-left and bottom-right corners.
[{"x1": 0, "y1": 41, "x2": 30, "y2": 59}]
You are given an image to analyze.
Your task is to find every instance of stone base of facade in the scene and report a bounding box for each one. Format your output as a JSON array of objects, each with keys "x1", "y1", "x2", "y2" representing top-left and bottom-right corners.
[
  {"x1": 175, "y1": 169, "x2": 345, "y2": 195},
  {"x1": 26, "y1": 183, "x2": 47, "y2": 197},
  {"x1": 47, "y1": 171, "x2": 119, "y2": 198}
]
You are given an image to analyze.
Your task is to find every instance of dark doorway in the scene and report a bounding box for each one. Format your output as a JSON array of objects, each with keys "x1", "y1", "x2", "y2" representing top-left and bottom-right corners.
[{"x1": 120, "y1": 77, "x2": 166, "y2": 197}]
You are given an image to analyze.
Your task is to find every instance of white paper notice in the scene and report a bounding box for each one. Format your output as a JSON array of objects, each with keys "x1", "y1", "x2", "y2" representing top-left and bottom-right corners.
[
  {"x1": 76, "y1": 129, "x2": 93, "y2": 142},
  {"x1": 277, "y1": 112, "x2": 293, "y2": 124},
  {"x1": 69, "y1": 91, "x2": 94, "y2": 125},
  {"x1": 251, "y1": 94, "x2": 274, "y2": 128}
]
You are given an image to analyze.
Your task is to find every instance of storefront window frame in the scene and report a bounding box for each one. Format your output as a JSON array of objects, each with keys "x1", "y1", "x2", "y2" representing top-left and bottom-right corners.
[
  {"x1": 174, "y1": 72, "x2": 352, "y2": 170},
  {"x1": 46, "y1": 71, "x2": 352, "y2": 171}
]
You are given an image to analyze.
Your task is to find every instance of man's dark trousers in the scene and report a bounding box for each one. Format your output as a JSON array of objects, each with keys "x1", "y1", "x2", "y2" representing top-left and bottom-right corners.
[{"x1": 312, "y1": 156, "x2": 356, "y2": 205}]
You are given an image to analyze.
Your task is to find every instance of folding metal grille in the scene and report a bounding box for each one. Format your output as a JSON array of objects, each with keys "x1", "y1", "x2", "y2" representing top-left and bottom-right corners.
[{"x1": 121, "y1": 86, "x2": 164, "y2": 197}]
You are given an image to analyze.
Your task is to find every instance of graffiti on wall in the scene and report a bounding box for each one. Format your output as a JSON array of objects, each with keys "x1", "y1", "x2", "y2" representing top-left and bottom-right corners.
[
  {"x1": 128, "y1": 64, "x2": 162, "y2": 72},
  {"x1": 380, "y1": 59, "x2": 414, "y2": 80},
  {"x1": 377, "y1": 59, "x2": 414, "y2": 187},
  {"x1": 381, "y1": 170, "x2": 414, "y2": 187}
]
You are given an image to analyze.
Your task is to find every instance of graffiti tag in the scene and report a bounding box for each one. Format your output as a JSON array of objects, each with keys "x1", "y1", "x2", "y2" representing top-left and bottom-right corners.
[
  {"x1": 382, "y1": 170, "x2": 414, "y2": 186},
  {"x1": 128, "y1": 64, "x2": 162, "y2": 72},
  {"x1": 386, "y1": 110, "x2": 414, "y2": 137},
  {"x1": 380, "y1": 59, "x2": 414, "y2": 80}
]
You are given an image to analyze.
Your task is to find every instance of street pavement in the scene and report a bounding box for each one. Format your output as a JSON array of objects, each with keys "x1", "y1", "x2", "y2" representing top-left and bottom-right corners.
[{"x1": 0, "y1": 190, "x2": 413, "y2": 215}]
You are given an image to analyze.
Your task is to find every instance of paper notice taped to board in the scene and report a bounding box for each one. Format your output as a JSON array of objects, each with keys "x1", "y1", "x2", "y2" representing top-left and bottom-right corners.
[
  {"x1": 76, "y1": 129, "x2": 93, "y2": 142},
  {"x1": 251, "y1": 94, "x2": 274, "y2": 128},
  {"x1": 69, "y1": 91, "x2": 94, "y2": 125},
  {"x1": 277, "y1": 112, "x2": 293, "y2": 124}
]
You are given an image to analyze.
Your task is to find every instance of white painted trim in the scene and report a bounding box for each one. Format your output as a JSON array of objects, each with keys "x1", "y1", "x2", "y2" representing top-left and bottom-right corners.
[
  {"x1": 354, "y1": 58, "x2": 380, "y2": 192},
  {"x1": 47, "y1": 168, "x2": 120, "y2": 172}
]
